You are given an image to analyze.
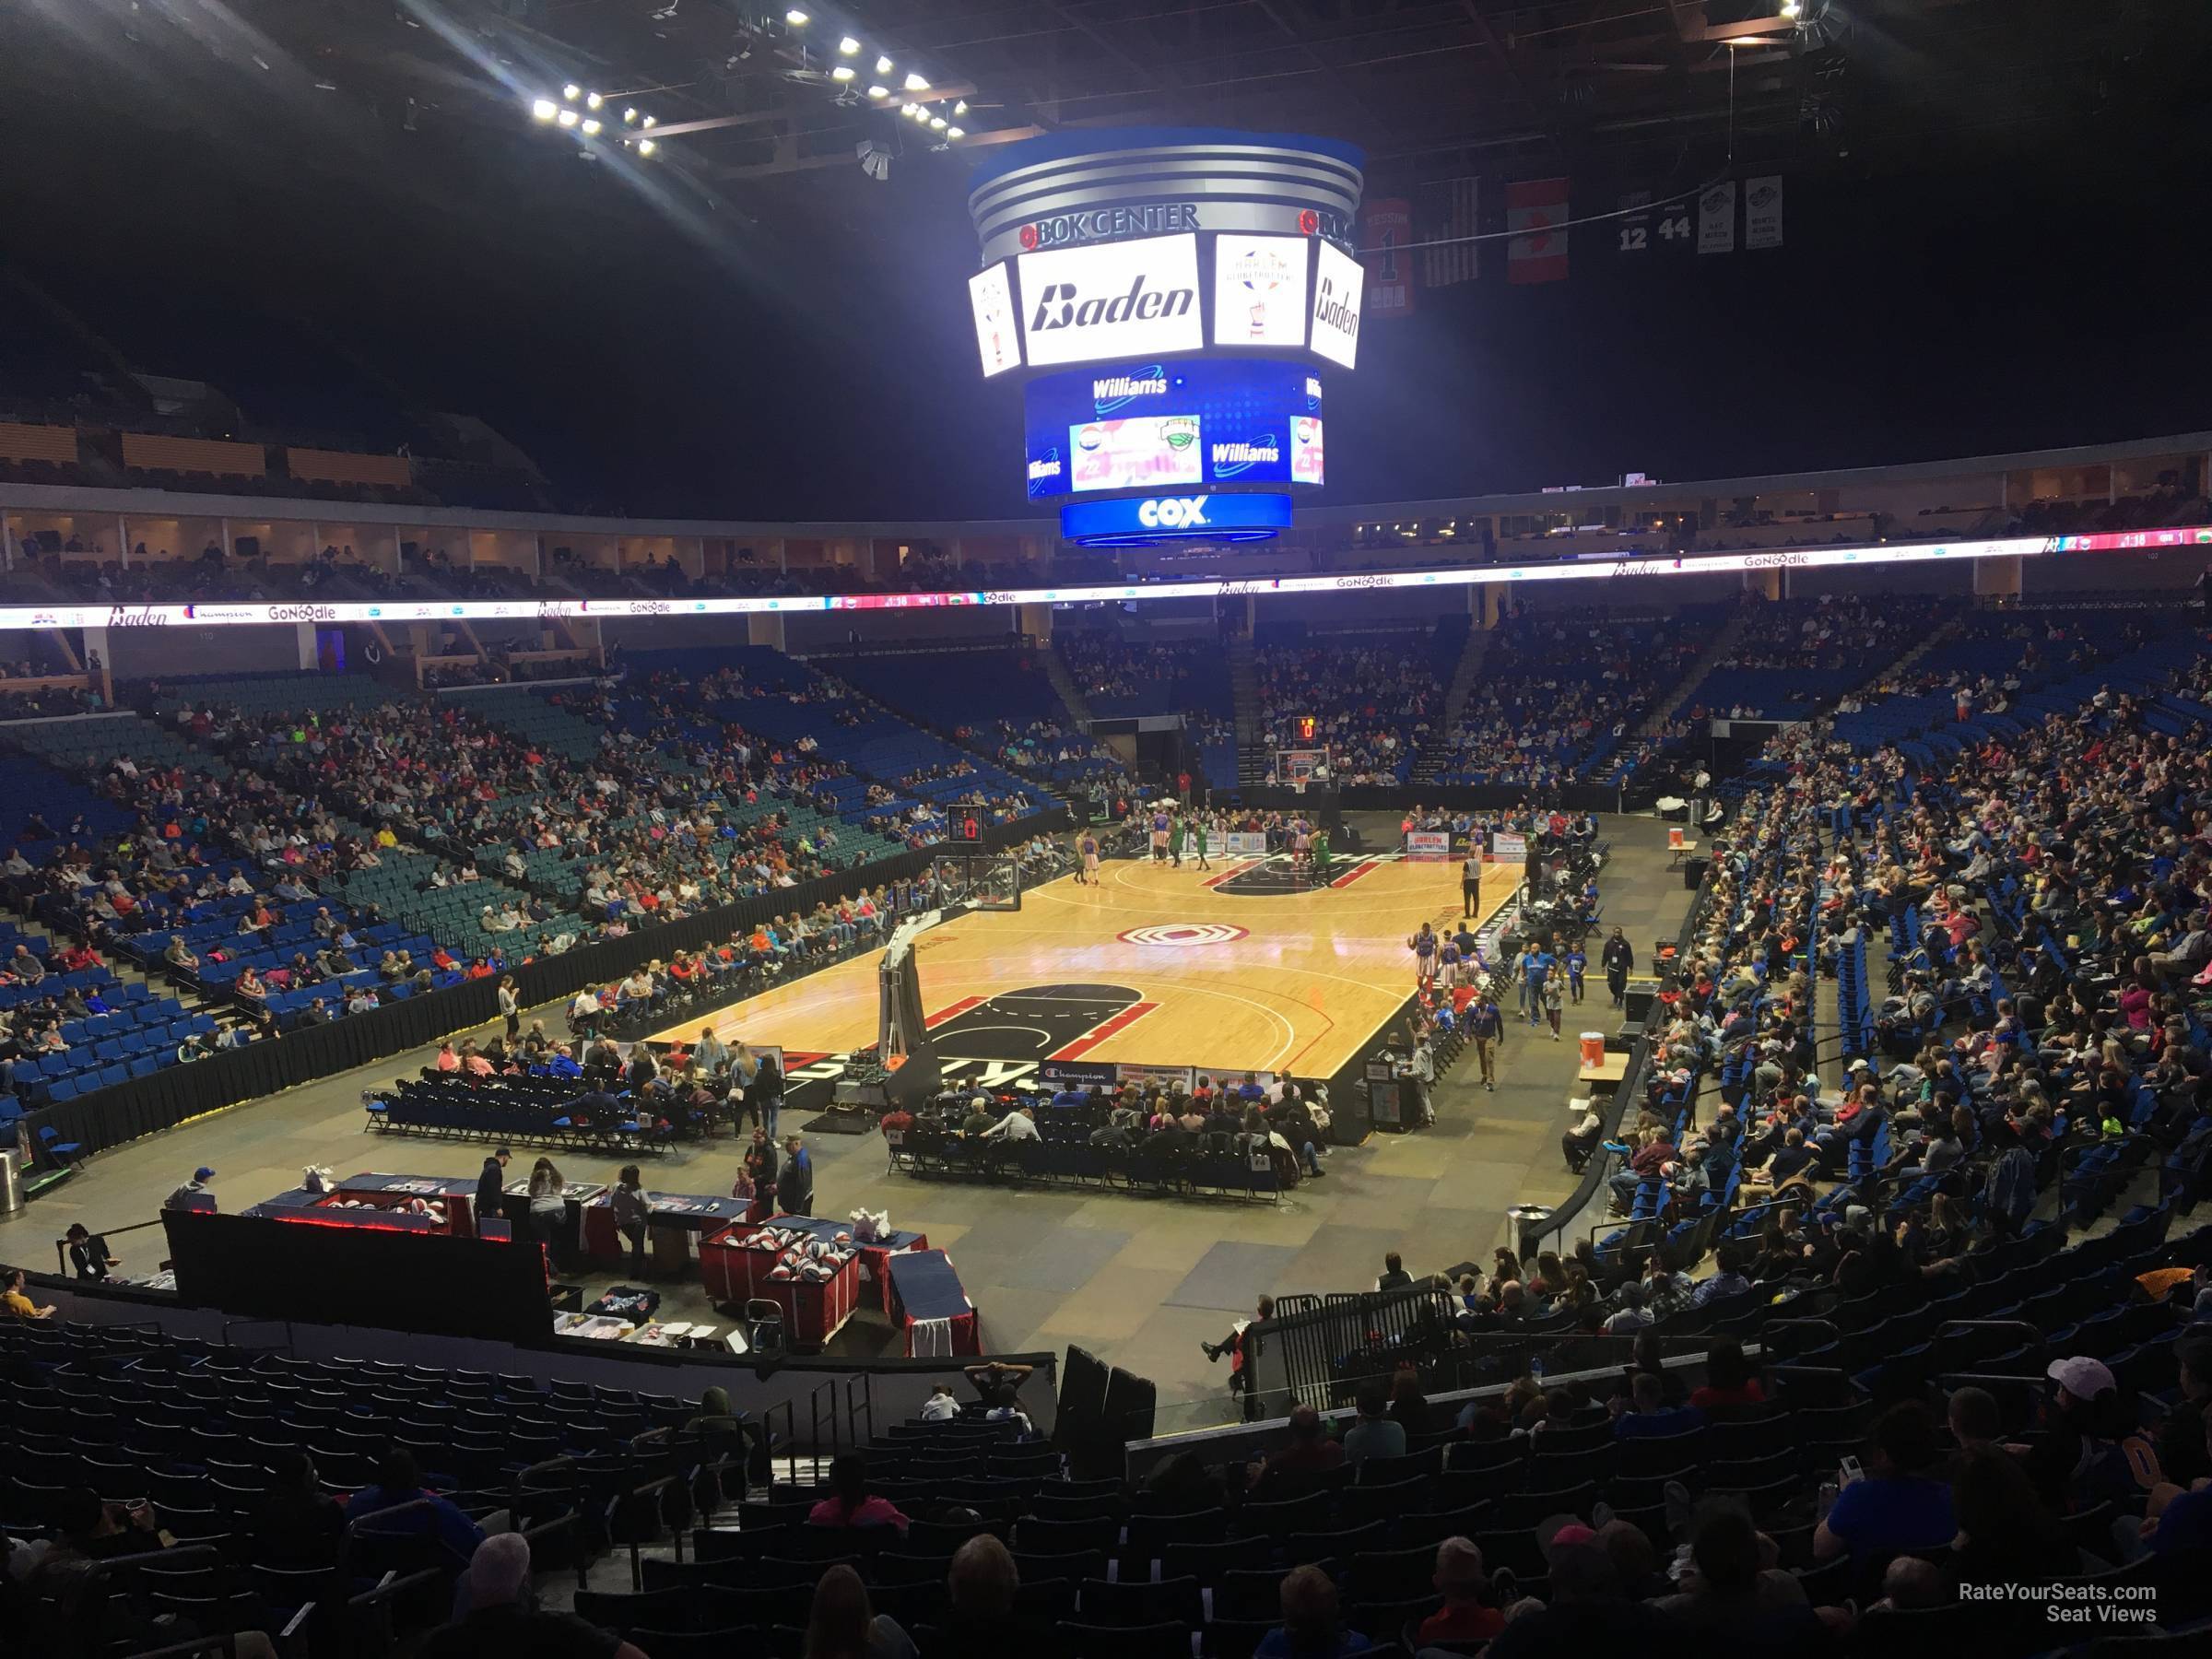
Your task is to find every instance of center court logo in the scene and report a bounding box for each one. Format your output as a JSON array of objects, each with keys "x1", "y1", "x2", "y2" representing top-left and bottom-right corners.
[{"x1": 1118, "y1": 924, "x2": 1249, "y2": 947}]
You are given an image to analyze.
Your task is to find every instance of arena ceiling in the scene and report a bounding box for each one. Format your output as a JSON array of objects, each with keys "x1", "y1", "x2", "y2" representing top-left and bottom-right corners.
[{"x1": 16, "y1": 0, "x2": 2194, "y2": 228}]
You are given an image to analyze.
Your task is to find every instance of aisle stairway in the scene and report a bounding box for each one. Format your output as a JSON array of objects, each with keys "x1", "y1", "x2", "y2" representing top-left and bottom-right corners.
[
  {"x1": 1408, "y1": 624, "x2": 1493, "y2": 786},
  {"x1": 1039, "y1": 638, "x2": 1097, "y2": 732},
  {"x1": 1230, "y1": 637, "x2": 1263, "y2": 786},
  {"x1": 1636, "y1": 604, "x2": 1752, "y2": 735}
]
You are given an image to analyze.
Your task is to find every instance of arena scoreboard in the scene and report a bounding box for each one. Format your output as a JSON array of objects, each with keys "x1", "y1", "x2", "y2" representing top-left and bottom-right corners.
[{"x1": 963, "y1": 128, "x2": 1366, "y2": 547}]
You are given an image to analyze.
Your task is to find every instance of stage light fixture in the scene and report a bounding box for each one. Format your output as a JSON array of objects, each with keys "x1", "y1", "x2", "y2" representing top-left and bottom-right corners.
[
  {"x1": 624, "y1": 108, "x2": 639, "y2": 123},
  {"x1": 585, "y1": 91, "x2": 603, "y2": 109},
  {"x1": 532, "y1": 99, "x2": 558, "y2": 121},
  {"x1": 557, "y1": 108, "x2": 579, "y2": 126},
  {"x1": 930, "y1": 115, "x2": 946, "y2": 129},
  {"x1": 953, "y1": 100, "x2": 967, "y2": 114},
  {"x1": 876, "y1": 54, "x2": 893, "y2": 73},
  {"x1": 639, "y1": 139, "x2": 656, "y2": 156},
  {"x1": 838, "y1": 35, "x2": 860, "y2": 53},
  {"x1": 831, "y1": 65, "x2": 854, "y2": 80},
  {"x1": 581, "y1": 117, "x2": 602, "y2": 135},
  {"x1": 867, "y1": 84, "x2": 889, "y2": 98},
  {"x1": 641, "y1": 115, "x2": 657, "y2": 128},
  {"x1": 563, "y1": 83, "x2": 581, "y2": 100},
  {"x1": 903, "y1": 71, "x2": 928, "y2": 89},
  {"x1": 785, "y1": 7, "x2": 808, "y2": 24},
  {"x1": 946, "y1": 125, "x2": 963, "y2": 139}
]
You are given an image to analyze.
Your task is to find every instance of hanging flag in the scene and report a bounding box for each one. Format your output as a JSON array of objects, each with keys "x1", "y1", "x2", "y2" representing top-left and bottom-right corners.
[
  {"x1": 1698, "y1": 181, "x2": 1737, "y2": 255},
  {"x1": 1361, "y1": 198, "x2": 1415, "y2": 316},
  {"x1": 1745, "y1": 176, "x2": 1783, "y2": 249},
  {"x1": 1421, "y1": 177, "x2": 1479, "y2": 288},
  {"x1": 1506, "y1": 178, "x2": 1571, "y2": 285}
]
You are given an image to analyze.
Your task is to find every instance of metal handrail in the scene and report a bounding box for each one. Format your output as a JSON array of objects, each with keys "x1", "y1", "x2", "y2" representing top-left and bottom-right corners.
[
  {"x1": 807, "y1": 1376, "x2": 839, "y2": 1465},
  {"x1": 50, "y1": 1213, "x2": 167, "y2": 1277}
]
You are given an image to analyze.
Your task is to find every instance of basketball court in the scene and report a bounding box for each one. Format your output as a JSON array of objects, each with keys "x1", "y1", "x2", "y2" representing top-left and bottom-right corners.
[{"x1": 648, "y1": 852, "x2": 1522, "y2": 1078}]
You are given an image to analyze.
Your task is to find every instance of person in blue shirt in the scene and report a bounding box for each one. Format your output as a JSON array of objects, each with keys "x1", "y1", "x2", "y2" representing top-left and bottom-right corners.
[
  {"x1": 344, "y1": 1447, "x2": 487, "y2": 1567},
  {"x1": 1565, "y1": 942, "x2": 1587, "y2": 1004},
  {"x1": 1813, "y1": 1400, "x2": 1957, "y2": 1563},
  {"x1": 1254, "y1": 1564, "x2": 1370, "y2": 1659},
  {"x1": 1523, "y1": 946, "x2": 1555, "y2": 1026},
  {"x1": 1612, "y1": 1371, "x2": 1703, "y2": 1439}
]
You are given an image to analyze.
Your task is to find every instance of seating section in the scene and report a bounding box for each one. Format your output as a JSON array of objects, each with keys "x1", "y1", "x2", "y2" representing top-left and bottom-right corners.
[
  {"x1": 830, "y1": 648, "x2": 1124, "y2": 784},
  {"x1": 1682, "y1": 594, "x2": 1957, "y2": 721},
  {"x1": 1254, "y1": 622, "x2": 1465, "y2": 785},
  {"x1": 1437, "y1": 607, "x2": 1720, "y2": 787},
  {"x1": 615, "y1": 647, "x2": 1045, "y2": 841},
  {"x1": 1057, "y1": 631, "x2": 1235, "y2": 722},
  {"x1": 370, "y1": 1073, "x2": 679, "y2": 1153}
]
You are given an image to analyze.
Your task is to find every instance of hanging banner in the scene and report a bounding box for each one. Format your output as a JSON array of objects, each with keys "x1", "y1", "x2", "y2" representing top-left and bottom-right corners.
[
  {"x1": 1506, "y1": 178, "x2": 1571, "y2": 284},
  {"x1": 1698, "y1": 182, "x2": 1737, "y2": 255},
  {"x1": 1421, "y1": 178, "x2": 1479, "y2": 288},
  {"x1": 1745, "y1": 176, "x2": 1783, "y2": 249},
  {"x1": 1360, "y1": 198, "x2": 1415, "y2": 317}
]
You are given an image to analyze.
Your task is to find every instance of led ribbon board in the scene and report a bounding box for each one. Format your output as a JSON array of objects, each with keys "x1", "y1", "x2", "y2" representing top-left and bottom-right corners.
[{"x1": 11, "y1": 527, "x2": 2198, "y2": 625}]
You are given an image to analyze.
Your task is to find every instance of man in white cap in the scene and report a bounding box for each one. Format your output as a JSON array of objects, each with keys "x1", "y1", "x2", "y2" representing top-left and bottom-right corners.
[{"x1": 418, "y1": 1531, "x2": 647, "y2": 1658}]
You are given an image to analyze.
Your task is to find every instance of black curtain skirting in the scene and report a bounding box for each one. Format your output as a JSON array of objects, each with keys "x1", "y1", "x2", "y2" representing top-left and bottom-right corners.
[
  {"x1": 1233, "y1": 781, "x2": 1667, "y2": 817},
  {"x1": 26, "y1": 808, "x2": 1068, "y2": 1161}
]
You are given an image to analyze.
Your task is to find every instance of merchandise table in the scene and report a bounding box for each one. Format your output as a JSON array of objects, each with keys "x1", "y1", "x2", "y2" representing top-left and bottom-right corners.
[
  {"x1": 764, "y1": 1213, "x2": 929, "y2": 1314},
  {"x1": 885, "y1": 1249, "x2": 979, "y2": 1359},
  {"x1": 241, "y1": 1171, "x2": 483, "y2": 1235},
  {"x1": 579, "y1": 1188, "x2": 748, "y2": 1275},
  {"x1": 697, "y1": 1226, "x2": 863, "y2": 1351}
]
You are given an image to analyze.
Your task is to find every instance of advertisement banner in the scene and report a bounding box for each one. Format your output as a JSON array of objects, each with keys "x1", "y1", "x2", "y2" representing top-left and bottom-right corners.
[
  {"x1": 1745, "y1": 176, "x2": 1783, "y2": 249},
  {"x1": 1359, "y1": 198, "x2": 1414, "y2": 318},
  {"x1": 1212, "y1": 233, "x2": 1312, "y2": 347},
  {"x1": 1698, "y1": 182, "x2": 1737, "y2": 255},
  {"x1": 968, "y1": 263, "x2": 1022, "y2": 378},
  {"x1": 1309, "y1": 241, "x2": 1365, "y2": 369},
  {"x1": 1059, "y1": 491, "x2": 1294, "y2": 545},
  {"x1": 1040, "y1": 1060, "x2": 1118, "y2": 1092},
  {"x1": 1405, "y1": 831, "x2": 1451, "y2": 858},
  {"x1": 1016, "y1": 233, "x2": 1204, "y2": 367},
  {"x1": 1223, "y1": 831, "x2": 1270, "y2": 856},
  {"x1": 1116, "y1": 1062, "x2": 1196, "y2": 1095},
  {"x1": 1490, "y1": 830, "x2": 1529, "y2": 861},
  {"x1": 0, "y1": 526, "x2": 2199, "y2": 632},
  {"x1": 1069, "y1": 416, "x2": 1204, "y2": 493}
]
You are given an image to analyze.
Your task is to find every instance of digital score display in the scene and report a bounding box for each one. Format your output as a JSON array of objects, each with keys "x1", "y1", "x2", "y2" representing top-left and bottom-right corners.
[{"x1": 1023, "y1": 358, "x2": 1323, "y2": 500}]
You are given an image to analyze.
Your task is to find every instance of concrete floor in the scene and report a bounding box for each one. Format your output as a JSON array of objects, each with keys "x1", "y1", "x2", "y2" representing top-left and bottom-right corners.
[{"x1": 1, "y1": 814, "x2": 1690, "y2": 1427}]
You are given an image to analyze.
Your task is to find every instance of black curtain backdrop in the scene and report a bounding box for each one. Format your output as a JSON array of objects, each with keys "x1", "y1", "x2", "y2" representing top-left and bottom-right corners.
[{"x1": 26, "y1": 810, "x2": 1067, "y2": 1159}]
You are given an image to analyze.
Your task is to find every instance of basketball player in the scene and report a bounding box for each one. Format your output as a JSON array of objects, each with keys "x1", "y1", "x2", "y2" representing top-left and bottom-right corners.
[
  {"x1": 1150, "y1": 805, "x2": 1171, "y2": 864},
  {"x1": 1077, "y1": 829, "x2": 1100, "y2": 886},
  {"x1": 1290, "y1": 816, "x2": 1312, "y2": 875},
  {"x1": 1169, "y1": 812, "x2": 1186, "y2": 868},
  {"x1": 1408, "y1": 921, "x2": 1439, "y2": 988},
  {"x1": 1309, "y1": 827, "x2": 1332, "y2": 887},
  {"x1": 1438, "y1": 930, "x2": 1462, "y2": 989},
  {"x1": 1191, "y1": 813, "x2": 1211, "y2": 872}
]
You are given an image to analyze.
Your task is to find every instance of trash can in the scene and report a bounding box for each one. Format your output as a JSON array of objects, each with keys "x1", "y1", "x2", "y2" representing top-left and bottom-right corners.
[{"x1": 0, "y1": 1149, "x2": 22, "y2": 1217}]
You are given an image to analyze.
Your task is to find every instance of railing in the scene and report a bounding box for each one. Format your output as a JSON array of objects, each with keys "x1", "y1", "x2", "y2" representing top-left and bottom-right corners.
[{"x1": 51, "y1": 1212, "x2": 168, "y2": 1277}]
